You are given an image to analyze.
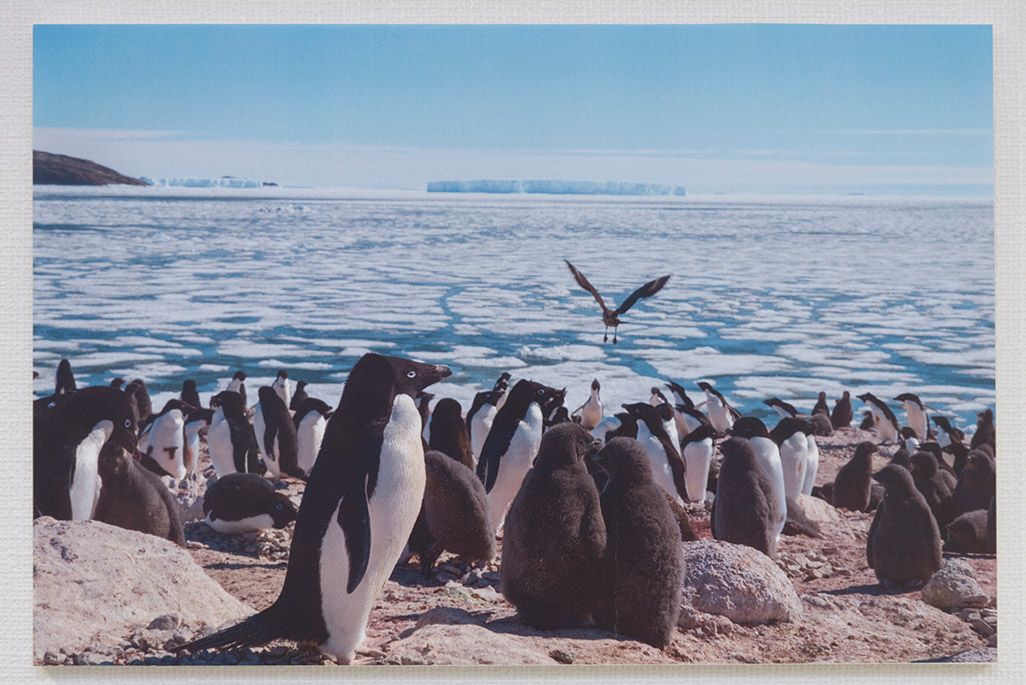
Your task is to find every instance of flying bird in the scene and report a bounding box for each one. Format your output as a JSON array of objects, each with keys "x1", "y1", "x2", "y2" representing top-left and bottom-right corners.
[{"x1": 564, "y1": 260, "x2": 670, "y2": 343}]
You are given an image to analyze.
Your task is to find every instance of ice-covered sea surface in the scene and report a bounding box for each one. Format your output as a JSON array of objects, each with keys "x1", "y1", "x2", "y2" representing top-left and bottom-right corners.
[{"x1": 33, "y1": 187, "x2": 994, "y2": 429}]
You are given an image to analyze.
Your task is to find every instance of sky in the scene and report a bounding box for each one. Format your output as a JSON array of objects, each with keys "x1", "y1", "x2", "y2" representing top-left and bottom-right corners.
[{"x1": 33, "y1": 24, "x2": 993, "y2": 195}]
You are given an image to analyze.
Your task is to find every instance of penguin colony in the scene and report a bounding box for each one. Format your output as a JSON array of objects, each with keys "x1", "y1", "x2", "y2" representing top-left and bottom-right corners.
[{"x1": 32, "y1": 355, "x2": 997, "y2": 660}]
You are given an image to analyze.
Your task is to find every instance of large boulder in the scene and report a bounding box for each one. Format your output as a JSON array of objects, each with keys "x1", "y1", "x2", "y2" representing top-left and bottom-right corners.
[
  {"x1": 33, "y1": 517, "x2": 251, "y2": 659},
  {"x1": 921, "y1": 558, "x2": 989, "y2": 611},
  {"x1": 679, "y1": 540, "x2": 802, "y2": 625},
  {"x1": 786, "y1": 494, "x2": 841, "y2": 537},
  {"x1": 385, "y1": 621, "x2": 555, "y2": 665}
]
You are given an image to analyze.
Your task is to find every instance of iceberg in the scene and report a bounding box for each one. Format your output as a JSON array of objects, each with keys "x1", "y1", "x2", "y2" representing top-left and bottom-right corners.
[
  {"x1": 426, "y1": 179, "x2": 686, "y2": 196},
  {"x1": 141, "y1": 176, "x2": 264, "y2": 189}
]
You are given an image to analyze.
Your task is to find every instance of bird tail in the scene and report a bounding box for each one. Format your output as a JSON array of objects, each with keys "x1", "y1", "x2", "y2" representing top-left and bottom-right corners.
[{"x1": 175, "y1": 606, "x2": 281, "y2": 653}]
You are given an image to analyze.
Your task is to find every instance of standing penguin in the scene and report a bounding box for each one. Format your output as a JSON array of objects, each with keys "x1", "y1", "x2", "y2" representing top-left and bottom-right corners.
[
  {"x1": 594, "y1": 437, "x2": 683, "y2": 647},
  {"x1": 427, "y1": 398, "x2": 474, "y2": 470},
  {"x1": 764, "y1": 398, "x2": 798, "y2": 419},
  {"x1": 500, "y1": 423, "x2": 606, "y2": 628},
  {"x1": 831, "y1": 442, "x2": 877, "y2": 512},
  {"x1": 894, "y1": 393, "x2": 929, "y2": 441},
  {"x1": 620, "y1": 403, "x2": 689, "y2": 505},
  {"x1": 226, "y1": 370, "x2": 247, "y2": 407},
  {"x1": 415, "y1": 450, "x2": 496, "y2": 574},
  {"x1": 181, "y1": 379, "x2": 201, "y2": 410},
  {"x1": 254, "y1": 386, "x2": 304, "y2": 480},
  {"x1": 573, "y1": 379, "x2": 604, "y2": 431},
  {"x1": 697, "y1": 381, "x2": 740, "y2": 434},
  {"x1": 183, "y1": 406, "x2": 214, "y2": 476},
  {"x1": 272, "y1": 370, "x2": 292, "y2": 408},
  {"x1": 203, "y1": 472, "x2": 298, "y2": 534},
  {"x1": 180, "y1": 353, "x2": 451, "y2": 662},
  {"x1": 711, "y1": 437, "x2": 780, "y2": 558},
  {"x1": 970, "y1": 409, "x2": 995, "y2": 452},
  {"x1": 802, "y1": 433, "x2": 821, "y2": 496},
  {"x1": 859, "y1": 411, "x2": 875, "y2": 430},
  {"x1": 867, "y1": 465, "x2": 942, "y2": 587},
  {"x1": 812, "y1": 392, "x2": 830, "y2": 417},
  {"x1": 858, "y1": 393, "x2": 900, "y2": 443},
  {"x1": 680, "y1": 424, "x2": 716, "y2": 504},
  {"x1": 290, "y1": 380, "x2": 310, "y2": 411},
  {"x1": 124, "y1": 379, "x2": 154, "y2": 427},
  {"x1": 93, "y1": 441, "x2": 185, "y2": 545},
  {"x1": 34, "y1": 387, "x2": 138, "y2": 520},
  {"x1": 293, "y1": 397, "x2": 332, "y2": 475},
  {"x1": 831, "y1": 391, "x2": 853, "y2": 429},
  {"x1": 207, "y1": 390, "x2": 261, "y2": 477},
  {"x1": 476, "y1": 379, "x2": 560, "y2": 531},
  {"x1": 909, "y1": 450, "x2": 955, "y2": 522},
  {"x1": 770, "y1": 417, "x2": 811, "y2": 503},
  {"x1": 55, "y1": 359, "x2": 77, "y2": 396},
  {"x1": 664, "y1": 380, "x2": 709, "y2": 440},
  {"x1": 140, "y1": 399, "x2": 190, "y2": 480},
  {"x1": 728, "y1": 417, "x2": 786, "y2": 543},
  {"x1": 466, "y1": 389, "x2": 504, "y2": 466}
]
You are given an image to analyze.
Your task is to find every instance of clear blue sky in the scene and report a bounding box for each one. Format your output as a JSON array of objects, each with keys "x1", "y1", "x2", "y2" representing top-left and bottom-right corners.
[{"x1": 33, "y1": 24, "x2": 993, "y2": 194}]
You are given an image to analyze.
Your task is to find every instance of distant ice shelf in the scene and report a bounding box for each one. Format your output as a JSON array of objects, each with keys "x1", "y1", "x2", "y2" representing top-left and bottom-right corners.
[{"x1": 426, "y1": 179, "x2": 686, "y2": 196}]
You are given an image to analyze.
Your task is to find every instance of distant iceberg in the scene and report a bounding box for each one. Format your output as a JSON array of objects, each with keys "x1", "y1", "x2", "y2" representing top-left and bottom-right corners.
[
  {"x1": 427, "y1": 179, "x2": 686, "y2": 196},
  {"x1": 141, "y1": 176, "x2": 264, "y2": 189}
]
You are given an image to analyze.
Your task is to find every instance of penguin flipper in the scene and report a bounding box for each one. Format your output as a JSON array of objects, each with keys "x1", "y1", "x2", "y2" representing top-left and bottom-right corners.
[{"x1": 338, "y1": 490, "x2": 372, "y2": 594}]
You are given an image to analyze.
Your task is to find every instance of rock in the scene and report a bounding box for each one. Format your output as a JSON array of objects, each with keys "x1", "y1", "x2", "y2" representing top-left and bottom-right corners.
[
  {"x1": 930, "y1": 647, "x2": 997, "y2": 663},
  {"x1": 970, "y1": 618, "x2": 995, "y2": 637},
  {"x1": 786, "y1": 494, "x2": 840, "y2": 537},
  {"x1": 921, "y1": 559, "x2": 989, "y2": 611},
  {"x1": 147, "y1": 614, "x2": 181, "y2": 631},
  {"x1": 549, "y1": 648, "x2": 574, "y2": 664},
  {"x1": 415, "y1": 607, "x2": 483, "y2": 629},
  {"x1": 679, "y1": 540, "x2": 802, "y2": 625},
  {"x1": 33, "y1": 517, "x2": 252, "y2": 660},
  {"x1": 385, "y1": 623, "x2": 555, "y2": 665}
]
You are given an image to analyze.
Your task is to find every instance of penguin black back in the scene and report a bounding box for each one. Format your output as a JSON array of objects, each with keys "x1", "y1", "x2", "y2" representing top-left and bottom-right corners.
[
  {"x1": 476, "y1": 379, "x2": 555, "y2": 492},
  {"x1": 290, "y1": 380, "x2": 310, "y2": 411},
  {"x1": 55, "y1": 359, "x2": 76, "y2": 395},
  {"x1": 292, "y1": 397, "x2": 333, "y2": 430},
  {"x1": 428, "y1": 398, "x2": 474, "y2": 469},
  {"x1": 257, "y1": 385, "x2": 303, "y2": 479},
  {"x1": 203, "y1": 473, "x2": 298, "y2": 529},
  {"x1": 180, "y1": 379, "x2": 201, "y2": 410},
  {"x1": 212, "y1": 390, "x2": 262, "y2": 474},
  {"x1": 94, "y1": 442, "x2": 185, "y2": 545}
]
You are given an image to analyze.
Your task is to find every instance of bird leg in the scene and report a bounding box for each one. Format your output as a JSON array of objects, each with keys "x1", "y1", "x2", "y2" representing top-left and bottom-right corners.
[
  {"x1": 613, "y1": 327, "x2": 618, "y2": 344},
  {"x1": 603, "y1": 326, "x2": 608, "y2": 343}
]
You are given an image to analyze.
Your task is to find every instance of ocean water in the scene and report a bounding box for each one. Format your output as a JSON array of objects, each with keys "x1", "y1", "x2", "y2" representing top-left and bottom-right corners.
[{"x1": 33, "y1": 187, "x2": 994, "y2": 429}]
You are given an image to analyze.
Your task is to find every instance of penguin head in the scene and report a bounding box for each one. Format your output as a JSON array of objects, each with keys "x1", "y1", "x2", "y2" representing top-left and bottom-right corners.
[
  {"x1": 718, "y1": 436, "x2": 758, "y2": 470},
  {"x1": 621, "y1": 402, "x2": 660, "y2": 429},
  {"x1": 591, "y1": 378, "x2": 601, "y2": 393},
  {"x1": 182, "y1": 379, "x2": 197, "y2": 392},
  {"x1": 842, "y1": 391, "x2": 851, "y2": 399},
  {"x1": 258, "y1": 385, "x2": 281, "y2": 407},
  {"x1": 276, "y1": 370, "x2": 288, "y2": 380},
  {"x1": 853, "y1": 441, "x2": 878, "y2": 464},
  {"x1": 593, "y1": 437, "x2": 651, "y2": 482},
  {"x1": 977, "y1": 408, "x2": 993, "y2": 427},
  {"x1": 856, "y1": 393, "x2": 875, "y2": 405},
  {"x1": 232, "y1": 371, "x2": 247, "y2": 381},
  {"x1": 872, "y1": 464, "x2": 916, "y2": 494},
  {"x1": 910, "y1": 450, "x2": 941, "y2": 479},
  {"x1": 649, "y1": 387, "x2": 668, "y2": 406},
  {"x1": 297, "y1": 380, "x2": 308, "y2": 390},
  {"x1": 493, "y1": 372, "x2": 512, "y2": 392},
  {"x1": 341, "y1": 354, "x2": 452, "y2": 419},
  {"x1": 68, "y1": 387, "x2": 138, "y2": 451},
  {"x1": 431, "y1": 398, "x2": 463, "y2": 425},
  {"x1": 894, "y1": 393, "x2": 921, "y2": 408},
  {"x1": 110, "y1": 377, "x2": 125, "y2": 390},
  {"x1": 97, "y1": 440, "x2": 133, "y2": 480},
  {"x1": 210, "y1": 390, "x2": 245, "y2": 416},
  {"x1": 655, "y1": 402, "x2": 675, "y2": 423},
  {"x1": 268, "y1": 493, "x2": 298, "y2": 528},
  {"x1": 729, "y1": 416, "x2": 770, "y2": 440},
  {"x1": 962, "y1": 449, "x2": 995, "y2": 488},
  {"x1": 159, "y1": 398, "x2": 194, "y2": 417},
  {"x1": 534, "y1": 422, "x2": 602, "y2": 469},
  {"x1": 770, "y1": 416, "x2": 811, "y2": 445}
]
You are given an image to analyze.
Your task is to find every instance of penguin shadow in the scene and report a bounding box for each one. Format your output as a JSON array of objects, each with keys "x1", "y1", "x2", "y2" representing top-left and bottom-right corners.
[
  {"x1": 205, "y1": 560, "x2": 288, "y2": 571},
  {"x1": 942, "y1": 550, "x2": 996, "y2": 561},
  {"x1": 483, "y1": 614, "x2": 627, "y2": 643}
]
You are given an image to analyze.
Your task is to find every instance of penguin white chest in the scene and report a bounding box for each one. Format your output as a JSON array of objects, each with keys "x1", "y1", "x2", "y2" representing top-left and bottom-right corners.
[
  {"x1": 70, "y1": 420, "x2": 112, "y2": 521},
  {"x1": 470, "y1": 404, "x2": 498, "y2": 464},
  {"x1": 485, "y1": 403, "x2": 544, "y2": 529},
  {"x1": 580, "y1": 393, "x2": 603, "y2": 430},
  {"x1": 319, "y1": 394, "x2": 425, "y2": 663},
  {"x1": 705, "y1": 396, "x2": 733, "y2": 432},
  {"x1": 296, "y1": 412, "x2": 327, "y2": 474},
  {"x1": 637, "y1": 423, "x2": 682, "y2": 505},
  {"x1": 146, "y1": 409, "x2": 187, "y2": 480},
  {"x1": 206, "y1": 417, "x2": 237, "y2": 477},
  {"x1": 778, "y1": 433, "x2": 808, "y2": 501},
  {"x1": 801, "y1": 435, "x2": 820, "y2": 495},
  {"x1": 682, "y1": 438, "x2": 713, "y2": 503},
  {"x1": 750, "y1": 436, "x2": 787, "y2": 539},
  {"x1": 184, "y1": 420, "x2": 205, "y2": 475}
]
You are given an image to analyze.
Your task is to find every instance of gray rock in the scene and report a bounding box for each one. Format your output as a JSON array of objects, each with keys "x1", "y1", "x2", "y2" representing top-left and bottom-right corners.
[
  {"x1": 921, "y1": 558, "x2": 989, "y2": 610},
  {"x1": 147, "y1": 613, "x2": 181, "y2": 631},
  {"x1": 931, "y1": 647, "x2": 997, "y2": 663},
  {"x1": 33, "y1": 517, "x2": 251, "y2": 661},
  {"x1": 786, "y1": 494, "x2": 840, "y2": 537},
  {"x1": 386, "y1": 623, "x2": 555, "y2": 665},
  {"x1": 415, "y1": 606, "x2": 484, "y2": 629},
  {"x1": 679, "y1": 540, "x2": 802, "y2": 625}
]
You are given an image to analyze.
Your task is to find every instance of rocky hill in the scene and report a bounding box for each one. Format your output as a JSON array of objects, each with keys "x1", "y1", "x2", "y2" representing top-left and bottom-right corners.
[{"x1": 33, "y1": 150, "x2": 148, "y2": 186}]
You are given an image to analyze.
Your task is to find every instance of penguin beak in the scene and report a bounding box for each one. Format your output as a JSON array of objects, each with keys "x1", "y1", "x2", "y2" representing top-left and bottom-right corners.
[{"x1": 418, "y1": 364, "x2": 452, "y2": 389}]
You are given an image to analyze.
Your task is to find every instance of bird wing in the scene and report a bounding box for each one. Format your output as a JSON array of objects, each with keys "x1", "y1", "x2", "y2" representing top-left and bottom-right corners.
[
  {"x1": 565, "y1": 260, "x2": 610, "y2": 316},
  {"x1": 614, "y1": 274, "x2": 671, "y2": 316}
]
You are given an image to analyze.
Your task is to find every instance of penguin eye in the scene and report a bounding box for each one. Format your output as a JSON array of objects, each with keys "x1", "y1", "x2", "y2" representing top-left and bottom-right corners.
[
  {"x1": 123, "y1": 418, "x2": 132, "y2": 429},
  {"x1": 275, "y1": 503, "x2": 284, "y2": 511},
  {"x1": 537, "y1": 389, "x2": 545, "y2": 396},
  {"x1": 406, "y1": 370, "x2": 417, "y2": 379}
]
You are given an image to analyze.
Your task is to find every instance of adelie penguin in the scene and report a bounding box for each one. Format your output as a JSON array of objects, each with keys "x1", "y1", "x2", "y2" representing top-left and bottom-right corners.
[
  {"x1": 180, "y1": 379, "x2": 201, "y2": 410},
  {"x1": 831, "y1": 391, "x2": 853, "y2": 429},
  {"x1": 466, "y1": 379, "x2": 507, "y2": 467},
  {"x1": 572, "y1": 379, "x2": 604, "y2": 431},
  {"x1": 290, "y1": 380, "x2": 310, "y2": 411},
  {"x1": 93, "y1": 441, "x2": 185, "y2": 545},
  {"x1": 857, "y1": 393, "x2": 900, "y2": 443},
  {"x1": 665, "y1": 379, "x2": 710, "y2": 439},
  {"x1": 812, "y1": 391, "x2": 830, "y2": 417},
  {"x1": 427, "y1": 398, "x2": 474, "y2": 470},
  {"x1": 564, "y1": 259, "x2": 670, "y2": 343},
  {"x1": 501, "y1": 423, "x2": 606, "y2": 629},
  {"x1": 831, "y1": 442, "x2": 877, "y2": 512},
  {"x1": 184, "y1": 406, "x2": 214, "y2": 477},
  {"x1": 124, "y1": 379, "x2": 154, "y2": 427},
  {"x1": 55, "y1": 358, "x2": 76, "y2": 395},
  {"x1": 180, "y1": 353, "x2": 451, "y2": 663},
  {"x1": 254, "y1": 385, "x2": 304, "y2": 480},
  {"x1": 593, "y1": 437, "x2": 683, "y2": 647},
  {"x1": 970, "y1": 409, "x2": 995, "y2": 452},
  {"x1": 203, "y1": 473, "x2": 298, "y2": 534},
  {"x1": 729, "y1": 417, "x2": 786, "y2": 543},
  {"x1": 476, "y1": 379, "x2": 561, "y2": 532},
  {"x1": 139, "y1": 399, "x2": 192, "y2": 480},
  {"x1": 711, "y1": 437, "x2": 781, "y2": 558},
  {"x1": 867, "y1": 464, "x2": 942, "y2": 587},
  {"x1": 620, "y1": 403, "x2": 689, "y2": 505},
  {"x1": 207, "y1": 390, "x2": 261, "y2": 477},
  {"x1": 34, "y1": 386, "x2": 138, "y2": 520},
  {"x1": 770, "y1": 417, "x2": 812, "y2": 502},
  {"x1": 680, "y1": 423, "x2": 716, "y2": 504},
  {"x1": 894, "y1": 393, "x2": 929, "y2": 441},
  {"x1": 226, "y1": 370, "x2": 247, "y2": 407},
  {"x1": 293, "y1": 397, "x2": 332, "y2": 475},
  {"x1": 697, "y1": 381, "x2": 740, "y2": 434},
  {"x1": 272, "y1": 369, "x2": 292, "y2": 408}
]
